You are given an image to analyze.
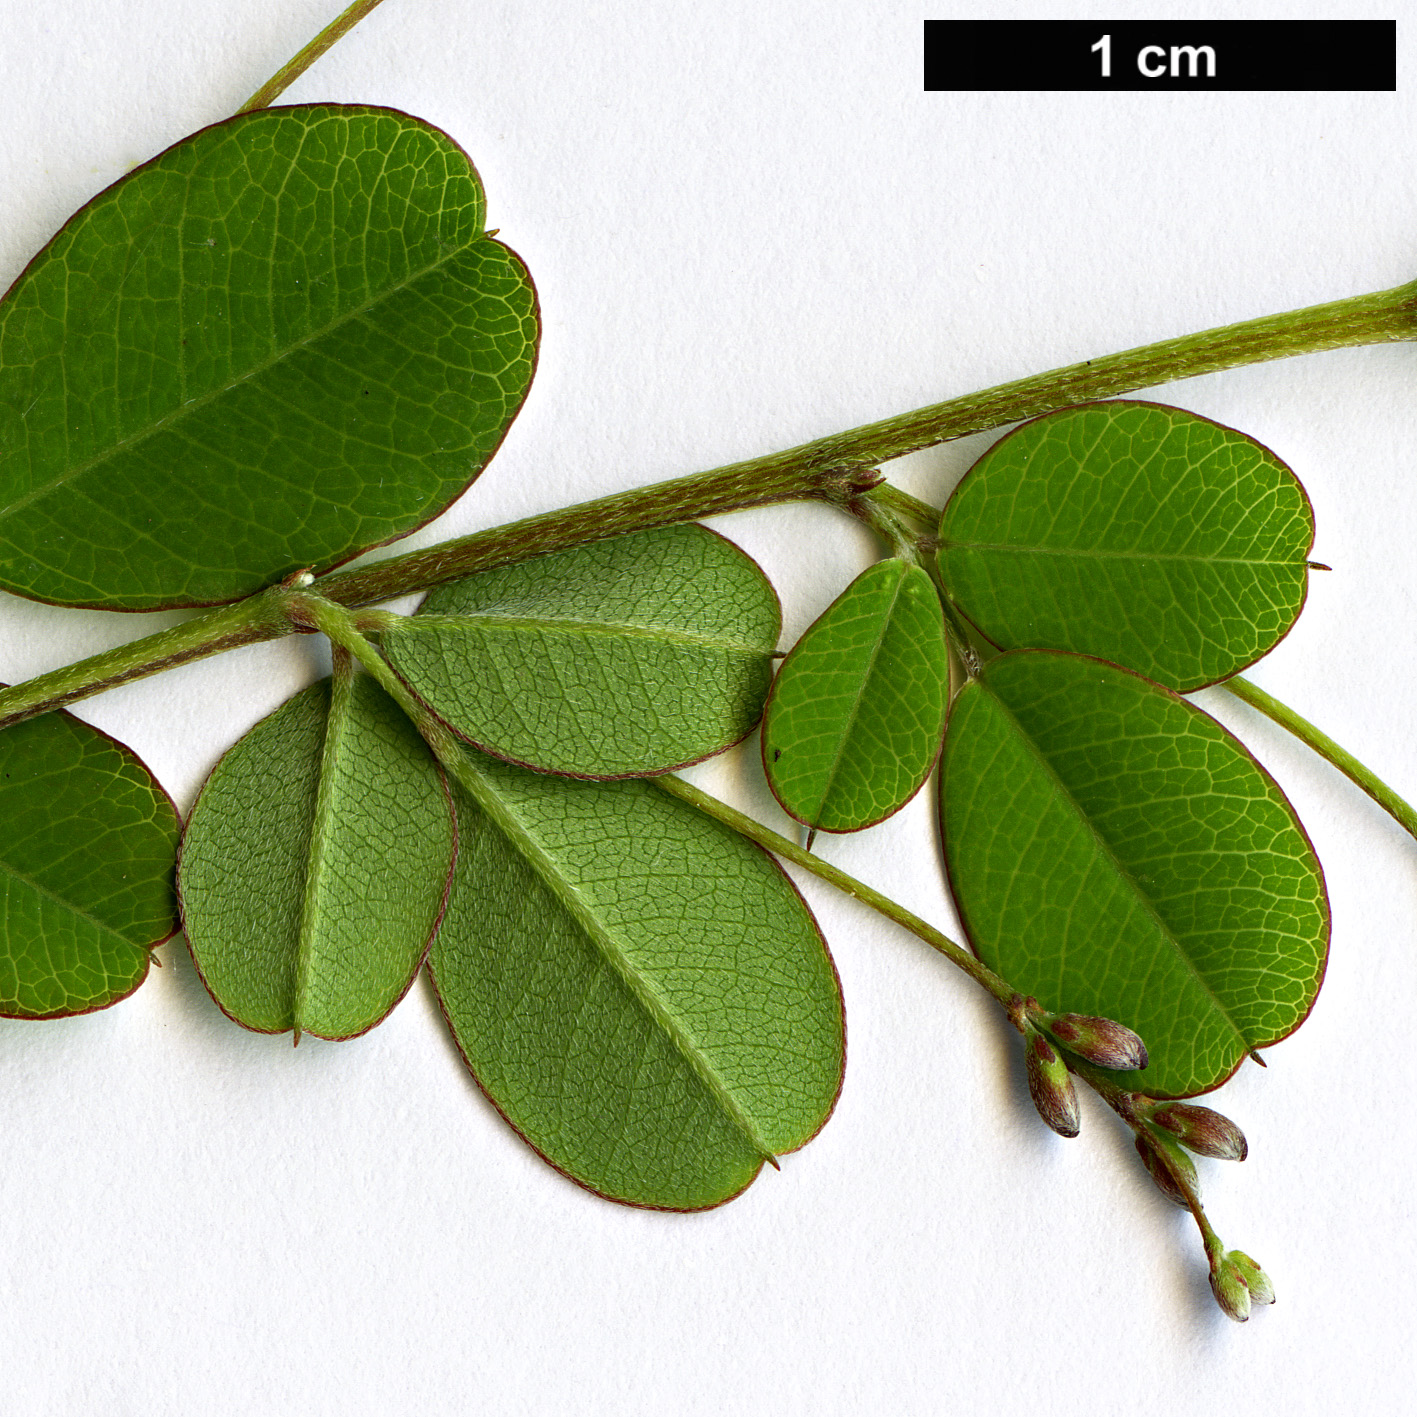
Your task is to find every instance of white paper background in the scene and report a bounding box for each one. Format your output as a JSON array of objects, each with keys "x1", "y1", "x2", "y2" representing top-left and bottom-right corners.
[{"x1": 0, "y1": 1, "x2": 1413, "y2": 1411}]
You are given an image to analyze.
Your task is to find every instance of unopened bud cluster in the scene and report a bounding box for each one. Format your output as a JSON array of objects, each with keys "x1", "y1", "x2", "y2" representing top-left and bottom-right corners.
[
  {"x1": 1011, "y1": 996, "x2": 1151, "y2": 1140},
  {"x1": 1209, "y1": 1247, "x2": 1276, "y2": 1323},
  {"x1": 1125, "y1": 1096, "x2": 1249, "y2": 1207}
]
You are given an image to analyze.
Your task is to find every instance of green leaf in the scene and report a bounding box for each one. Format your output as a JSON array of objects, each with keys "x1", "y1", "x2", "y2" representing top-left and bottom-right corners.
[
  {"x1": 179, "y1": 670, "x2": 455, "y2": 1040},
  {"x1": 762, "y1": 558, "x2": 948, "y2": 832},
  {"x1": 384, "y1": 524, "x2": 780, "y2": 777},
  {"x1": 937, "y1": 401, "x2": 1314, "y2": 691},
  {"x1": 0, "y1": 710, "x2": 179, "y2": 1018},
  {"x1": 0, "y1": 104, "x2": 537, "y2": 610},
  {"x1": 430, "y1": 751, "x2": 844, "y2": 1209},
  {"x1": 939, "y1": 651, "x2": 1328, "y2": 1097}
]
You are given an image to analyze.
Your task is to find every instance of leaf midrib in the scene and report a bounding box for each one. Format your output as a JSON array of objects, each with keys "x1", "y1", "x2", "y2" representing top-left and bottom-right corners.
[
  {"x1": 454, "y1": 757, "x2": 777, "y2": 1163},
  {"x1": 940, "y1": 542, "x2": 1304, "y2": 566},
  {"x1": 1, "y1": 230, "x2": 491, "y2": 523},
  {"x1": 795, "y1": 563, "x2": 908, "y2": 826},
  {"x1": 402, "y1": 613, "x2": 769, "y2": 655},
  {"x1": 0, "y1": 854, "x2": 152, "y2": 962},
  {"x1": 979, "y1": 680, "x2": 1256, "y2": 1058},
  {"x1": 292, "y1": 676, "x2": 350, "y2": 1031}
]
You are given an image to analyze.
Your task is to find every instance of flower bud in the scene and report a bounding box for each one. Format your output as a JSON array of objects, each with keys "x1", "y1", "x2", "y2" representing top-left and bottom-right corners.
[
  {"x1": 1228, "y1": 1250, "x2": 1275, "y2": 1307},
  {"x1": 1147, "y1": 1101, "x2": 1248, "y2": 1161},
  {"x1": 1024, "y1": 1029, "x2": 1080, "y2": 1138},
  {"x1": 1046, "y1": 1013, "x2": 1149, "y2": 1071},
  {"x1": 1134, "y1": 1130, "x2": 1197, "y2": 1208},
  {"x1": 1209, "y1": 1252, "x2": 1252, "y2": 1323}
]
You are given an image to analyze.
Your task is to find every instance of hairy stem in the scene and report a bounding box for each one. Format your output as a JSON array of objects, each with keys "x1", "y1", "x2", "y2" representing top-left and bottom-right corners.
[
  {"x1": 237, "y1": 0, "x2": 390, "y2": 113},
  {"x1": 0, "y1": 280, "x2": 1414, "y2": 730},
  {"x1": 1222, "y1": 674, "x2": 1417, "y2": 839},
  {"x1": 0, "y1": 460, "x2": 873, "y2": 731},
  {"x1": 0, "y1": 583, "x2": 303, "y2": 729},
  {"x1": 871, "y1": 484, "x2": 941, "y2": 529}
]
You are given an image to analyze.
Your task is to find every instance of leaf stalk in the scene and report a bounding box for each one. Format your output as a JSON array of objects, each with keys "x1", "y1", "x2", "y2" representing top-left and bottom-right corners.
[
  {"x1": 237, "y1": 0, "x2": 391, "y2": 113},
  {"x1": 1222, "y1": 674, "x2": 1417, "y2": 842}
]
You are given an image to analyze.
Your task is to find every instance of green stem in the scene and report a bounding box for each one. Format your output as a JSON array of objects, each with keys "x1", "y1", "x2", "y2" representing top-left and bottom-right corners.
[
  {"x1": 1222, "y1": 674, "x2": 1417, "y2": 840},
  {"x1": 288, "y1": 592, "x2": 463, "y2": 768},
  {"x1": 652, "y1": 773, "x2": 1016, "y2": 1010},
  {"x1": 850, "y1": 492, "x2": 922, "y2": 564},
  {"x1": 1, "y1": 280, "x2": 1414, "y2": 732},
  {"x1": 869, "y1": 484, "x2": 940, "y2": 530},
  {"x1": 313, "y1": 458, "x2": 879, "y2": 607},
  {"x1": 0, "y1": 460, "x2": 875, "y2": 731},
  {"x1": 0, "y1": 582, "x2": 303, "y2": 729},
  {"x1": 820, "y1": 279, "x2": 1417, "y2": 458},
  {"x1": 237, "y1": 0, "x2": 390, "y2": 113}
]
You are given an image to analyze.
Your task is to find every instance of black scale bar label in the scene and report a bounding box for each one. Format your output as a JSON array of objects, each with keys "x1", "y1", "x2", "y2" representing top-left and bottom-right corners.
[{"x1": 923, "y1": 20, "x2": 1396, "y2": 92}]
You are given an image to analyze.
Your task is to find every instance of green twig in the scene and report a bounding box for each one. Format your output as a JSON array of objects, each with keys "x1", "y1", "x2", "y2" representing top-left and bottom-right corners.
[
  {"x1": 849, "y1": 491, "x2": 922, "y2": 564},
  {"x1": 869, "y1": 484, "x2": 941, "y2": 530},
  {"x1": 0, "y1": 278, "x2": 1414, "y2": 731},
  {"x1": 1222, "y1": 674, "x2": 1417, "y2": 840},
  {"x1": 237, "y1": 0, "x2": 390, "y2": 113}
]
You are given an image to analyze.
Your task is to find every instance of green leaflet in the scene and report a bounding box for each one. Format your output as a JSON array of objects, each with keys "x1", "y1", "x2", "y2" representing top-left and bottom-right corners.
[
  {"x1": 937, "y1": 401, "x2": 1313, "y2": 691},
  {"x1": 0, "y1": 105, "x2": 537, "y2": 610},
  {"x1": 179, "y1": 672, "x2": 455, "y2": 1040},
  {"x1": 430, "y1": 750, "x2": 844, "y2": 1210},
  {"x1": 385, "y1": 525, "x2": 780, "y2": 777},
  {"x1": 0, "y1": 710, "x2": 179, "y2": 1018},
  {"x1": 939, "y1": 651, "x2": 1328, "y2": 1097},
  {"x1": 762, "y1": 559, "x2": 948, "y2": 832}
]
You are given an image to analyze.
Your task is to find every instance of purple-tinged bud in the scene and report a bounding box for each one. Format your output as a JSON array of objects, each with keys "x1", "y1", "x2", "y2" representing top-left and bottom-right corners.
[
  {"x1": 1209, "y1": 1252, "x2": 1252, "y2": 1323},
  {"x1": 1228, "y1": 1250, "x2": 1275, "y2": 1307},
  {"x1": 1046, "y1": 1013, "x2": 1149, "y2": 1071},
  {"x1": 1024, "y1": 1029, "x2": 1080, "y2": 1138},
  {"x1": 1147, "y1": 1101, "x2": 1248, "y2": 1161},
  {"x1": 1134, "y1": 1131, "x2": 1197, "y2": 1208}
]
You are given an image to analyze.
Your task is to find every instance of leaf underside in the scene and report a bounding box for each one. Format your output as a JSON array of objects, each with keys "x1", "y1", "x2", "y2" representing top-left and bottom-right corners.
[
  {"x1": 179, "y1": 673, "x2": 455, "y2": 1040},
  {"x1": 0, "y1": 104, "x2": 538, "y2": 609},
  {"x1": 388, "y1": 524, "x2": 781, "y2": 777},
  {"x1": 0, "y1": 710, "x2": 180, "y2": 1018},
  {"x1": 939, "y1": 651, "x2": 1328, "y2": 1097},
  {"x1": 762, "y1": 558, "x2": 948, "y2": 832},
  {"x1": 430, "y1": 750, "x2": 845, "y2": 1210},
  {"x1": 938, "y1": 401, "x2": 1314, "y2": 691}
]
